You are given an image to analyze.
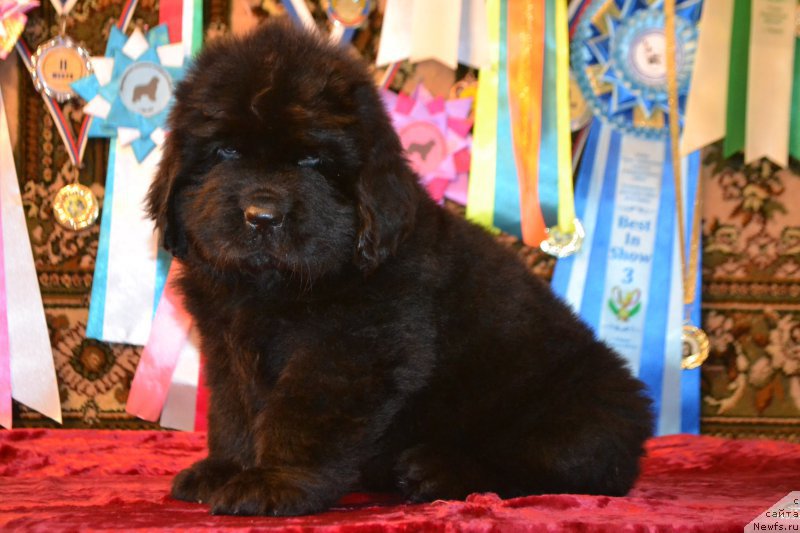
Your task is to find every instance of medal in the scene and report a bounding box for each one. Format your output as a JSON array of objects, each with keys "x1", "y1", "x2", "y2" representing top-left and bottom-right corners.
[
  {"x1": 52, "y1": 182, "x2": 98, "y2": 231},
  {"x1": 30, "y1": 17, "x2": 92, "y2": 102},
  {"x1": 681, "y1": 323, "x2": 710, "y2": 370},
  {"x1": 327, "y1": 0, "x2": 370, "y2": 28},
  {"x1": 540, "y1": 218, "x2": 585, "y2": 258}
]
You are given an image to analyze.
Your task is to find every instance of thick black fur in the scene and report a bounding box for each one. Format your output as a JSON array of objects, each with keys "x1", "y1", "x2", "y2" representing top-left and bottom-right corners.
[{"x1": 146, "y1": 20, "x2": 654, "y2": 517}]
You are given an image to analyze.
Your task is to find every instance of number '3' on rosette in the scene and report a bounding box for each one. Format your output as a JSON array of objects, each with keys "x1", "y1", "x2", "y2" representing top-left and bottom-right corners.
[
  {"x1": 70, "y1": 25, "x2": 187, "y2": 346},
  {"x1": 551, "y1": 0, "x2": 704, "y2": 435}
]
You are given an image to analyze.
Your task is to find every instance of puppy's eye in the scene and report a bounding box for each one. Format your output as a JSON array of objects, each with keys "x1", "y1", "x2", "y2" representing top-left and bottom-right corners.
[
  {"x1": 297, "y1": 156, "x2": 321, "y2": 168},
  {"x1": 216, "y1": 147, "x2": 240, "y2": 161}
]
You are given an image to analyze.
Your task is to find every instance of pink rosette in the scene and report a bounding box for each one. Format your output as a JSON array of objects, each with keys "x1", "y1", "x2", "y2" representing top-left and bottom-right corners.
[{"x1": 381, "y1": 86, "x2": 473, "y2": 205}]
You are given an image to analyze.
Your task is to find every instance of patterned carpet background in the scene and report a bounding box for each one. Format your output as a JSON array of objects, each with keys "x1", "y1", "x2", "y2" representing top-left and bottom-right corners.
[{"x1": 9, "y1": 1, "x2": 800, "y2": 439}]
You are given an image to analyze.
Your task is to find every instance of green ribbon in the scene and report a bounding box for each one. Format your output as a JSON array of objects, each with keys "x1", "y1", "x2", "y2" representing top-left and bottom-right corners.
[
  {"x1": 790, "y1": 36, "x2": 800, "y2": 162},
  {"x1": 724, "y1": 0, "x2": 751, "y2": 158}
]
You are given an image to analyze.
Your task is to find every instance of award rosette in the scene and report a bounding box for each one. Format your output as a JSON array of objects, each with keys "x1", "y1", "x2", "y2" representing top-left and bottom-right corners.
[
  {"x1": 382, "y1": 86, "x2": 473, "y2": 205},
  {"x1": 551, "y1": 0, "x2": 704, "y2": 435},
  {"x1": 71, "y1": 24, "x2": 186, "y2": 346}
]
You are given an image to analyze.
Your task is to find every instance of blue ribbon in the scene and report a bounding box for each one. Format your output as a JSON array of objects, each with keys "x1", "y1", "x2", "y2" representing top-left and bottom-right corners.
[
  {"x1": 578, "y1": 128, "x2": 621, "y2": 333},
  {"x1": 86, "y1": 141, "x2": 117, "y2": 339},
  {"x1": 638, "y1": 140, "x2": 676, "y2": 429},
  {"x1": 538, "y1": 0, "x2": 559, "y2": 229},
  {"x1": 492, "y1": 0, "x2": 522, "y2": 238}
]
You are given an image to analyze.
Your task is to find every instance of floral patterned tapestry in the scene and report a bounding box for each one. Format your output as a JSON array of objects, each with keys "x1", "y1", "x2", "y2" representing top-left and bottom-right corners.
[{"x1": 701, "y1": 144, "x2": 800, "y2": 441}]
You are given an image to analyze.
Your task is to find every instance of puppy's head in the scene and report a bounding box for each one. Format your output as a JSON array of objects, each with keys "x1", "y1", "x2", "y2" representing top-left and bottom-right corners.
[{"x1": 146, "y1": 21, "x2": 420, "y2": 281}]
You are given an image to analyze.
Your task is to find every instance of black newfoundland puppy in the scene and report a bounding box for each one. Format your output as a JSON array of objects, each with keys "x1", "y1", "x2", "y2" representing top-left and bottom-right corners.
[{"x1": 146, "y1": 21, "x2": 653, "y2": 516}]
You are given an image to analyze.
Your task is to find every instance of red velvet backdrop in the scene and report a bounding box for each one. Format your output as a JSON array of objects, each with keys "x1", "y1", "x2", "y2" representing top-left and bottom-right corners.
[{"x1": 2, "y1": 430, "x2": 799, "y2": 531}]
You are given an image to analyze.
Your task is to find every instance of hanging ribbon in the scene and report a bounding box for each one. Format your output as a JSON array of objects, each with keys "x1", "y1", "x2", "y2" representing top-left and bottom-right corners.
[
  {"x1": 0, "y1": 89, "x2": 62, "y2": 429},
  {"x1": 506, "y1": 0, "x2": 545, "y2": 245},
  {"x1": 126, "y1": 0, "x2": 206, "y2": 431},
  {"x1": 376, "y1": 0, "x2": 489, "y2": 70},
  {"x1": 126, "y1": 262, "x2": 194, "y2": 426},
  {"x1": 466, "y1": 0, "x2": 578, "y2": 255},
  {"x1": 744, "y1": 0, "x2": 796, "y2": 167},
  {"x1": 682, "y1": 0, "x2": 798, "y2": 165},
  {"x1": 679, "y1": 0, "x2": 734, "y2": 157},
  {"x1": 465, "y1": 0, "x2": 500, "y2": 231},
  {"x1": 551, "y1": 0, "x2": 704, "y2": 435},
  {"x1": 73, "y1": 22, "x2": 186, "y2": 345}
]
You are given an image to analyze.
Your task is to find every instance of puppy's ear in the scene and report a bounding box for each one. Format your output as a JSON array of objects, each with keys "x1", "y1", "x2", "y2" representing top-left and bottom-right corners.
[
  {"x1": 355, "y1": 113, "x2": 420, "y2": 273},
  {"x1": 146, "y1": 132, "x2": 188, "y2": 259}
]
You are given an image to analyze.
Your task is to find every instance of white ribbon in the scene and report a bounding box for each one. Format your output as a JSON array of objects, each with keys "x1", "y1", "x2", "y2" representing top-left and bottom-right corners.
[
  {"x1": 744, "y1": 0, "x2": 797, "y2": 167},
  {"x1": 377, "y1": 0, "x2": 488, "y2": 70},
  {"x1": 89, "y1": 140, "x2": 162, "y2": 345},
  {"x1": 0, "y1": 89, "x2": 62, "y2": 428},
  {"x1": 679, "y1": 0, "x2": 734, "y2": 156}
]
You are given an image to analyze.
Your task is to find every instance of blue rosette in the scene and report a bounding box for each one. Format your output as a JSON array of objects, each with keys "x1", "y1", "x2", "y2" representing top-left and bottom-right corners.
[
  {"x1": 571, "y1": 0, "x2": 702, "y2": 140},
  {"x1": 71, "y1": 25, "x2": 186, "y2": 162}
]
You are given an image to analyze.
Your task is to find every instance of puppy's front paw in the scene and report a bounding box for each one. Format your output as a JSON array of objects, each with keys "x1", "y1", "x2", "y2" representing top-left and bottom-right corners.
[
  {"x1": 396, "y1": 445, "x2": 477, "y2": 503},
  {"x1": 171, "y1": 458, "x2": 242, "y2": 504},
  {"x1": 209, "y1": 467, "x2": 325, "y2": 516}
]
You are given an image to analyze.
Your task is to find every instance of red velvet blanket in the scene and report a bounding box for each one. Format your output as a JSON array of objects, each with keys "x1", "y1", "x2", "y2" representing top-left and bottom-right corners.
[{"x1": 1, "y1": 430, "x2": 798, "y2": 531}]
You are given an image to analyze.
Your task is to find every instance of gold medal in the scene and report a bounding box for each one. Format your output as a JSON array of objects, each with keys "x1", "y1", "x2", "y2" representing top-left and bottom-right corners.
[
  {"x1": 30, "y1": 34, "x2": 92, "y2": 102},
  {"x1": 681, "y1": 324, "x2": 710, "y2": 370},
  {"x1": 327, "y1": 0, "x2": 370, "y2": 27},
  {"x1": 53, "y1": 183, "x2": 99, "y2": 231}
]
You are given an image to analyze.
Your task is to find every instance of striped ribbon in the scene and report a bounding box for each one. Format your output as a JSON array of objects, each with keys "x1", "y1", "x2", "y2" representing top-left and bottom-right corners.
[
  {"x1": 551, "y1": 123, "x2": 702, "y2": 435},
  {"x1": 126, "y1": 0, "x2": 206, "y2": 431},
  {"x1": 467, "y1": 0, "x2": 576, "y2": 250}
]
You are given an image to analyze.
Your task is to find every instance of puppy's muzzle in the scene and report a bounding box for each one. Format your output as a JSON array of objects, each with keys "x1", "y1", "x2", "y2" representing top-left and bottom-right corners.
[{"x1": 244, "y1": 202, "x2": 284, "y2": 229}]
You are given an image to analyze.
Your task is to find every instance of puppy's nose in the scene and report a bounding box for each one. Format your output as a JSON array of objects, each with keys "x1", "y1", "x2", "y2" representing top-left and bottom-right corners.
[{"x1": 244, "y1": 204, "x2": 284, "y2": 229}]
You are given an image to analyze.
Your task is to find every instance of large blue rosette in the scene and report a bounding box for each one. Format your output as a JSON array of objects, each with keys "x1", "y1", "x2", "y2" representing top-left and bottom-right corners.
[
  {"x1": 71, "y1": 25, "x2": 187, "y2": 346},
  {"x1": 552, "y1": 0, "x2": 704, "y2": 435},
  {"x1": 72, "y1": 24, "x2": 186, "y2": 161}
]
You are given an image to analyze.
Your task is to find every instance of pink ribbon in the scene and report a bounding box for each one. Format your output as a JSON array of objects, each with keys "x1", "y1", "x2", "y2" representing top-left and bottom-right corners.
[
  {"x1": 0, "y1": 188, "x2": 10, "y2": 429},
  {"x1": 126, "y1": 262, "x2": 193, "y2": 421},
  {"x1": 194, "y1": 365, "x2": 207, "y2": 431}
]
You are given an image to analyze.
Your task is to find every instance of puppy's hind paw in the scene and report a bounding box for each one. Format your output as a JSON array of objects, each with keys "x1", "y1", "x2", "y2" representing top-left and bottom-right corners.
[
  {"x1": 209, "y1": 467, "x2": 326, "y2": 516},
  {"x1": 171, "y1": 458, "x2": 242, "y2": 504}
]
